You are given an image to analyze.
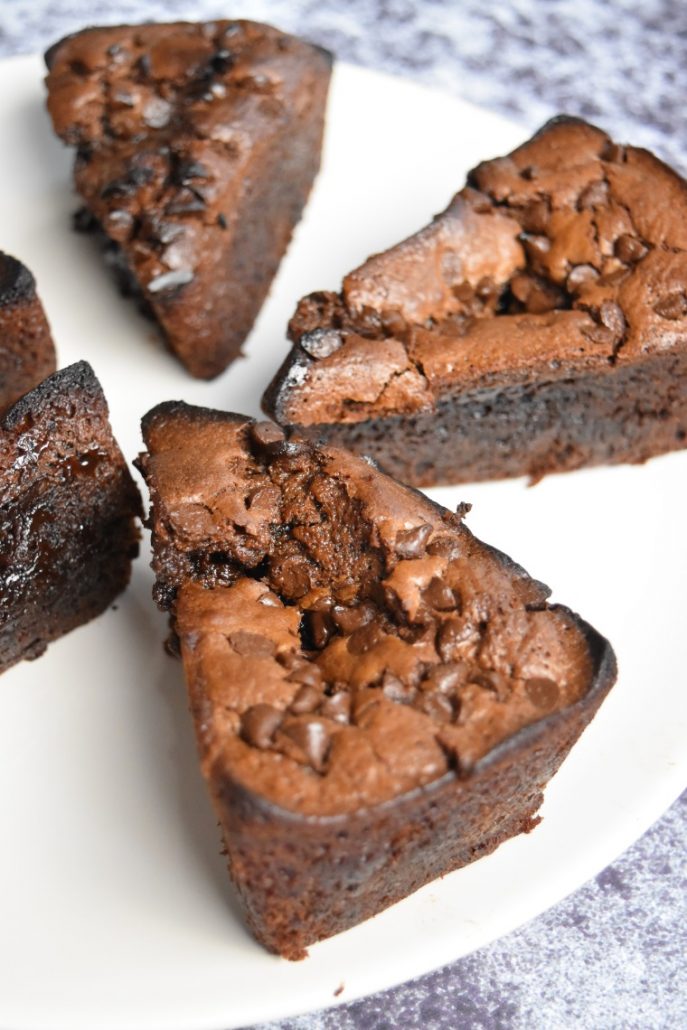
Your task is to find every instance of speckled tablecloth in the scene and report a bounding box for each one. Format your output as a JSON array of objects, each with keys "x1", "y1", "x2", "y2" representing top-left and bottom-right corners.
[{"x1": 3, "y1": 2, "x2": 685, "y2": 1028}]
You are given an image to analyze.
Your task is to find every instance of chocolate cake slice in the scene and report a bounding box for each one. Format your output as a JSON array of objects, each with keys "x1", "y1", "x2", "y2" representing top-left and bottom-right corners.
[
  {"x1": 264, "y1": 116, "x2": 687, "y2": 485},
  {"x1": 139, "y1": 403, "x2": 616, "y2": 959},
  {"x1": 0, "y1": 252, "x2": 56, "y2": 411},
  {"x1": 45, "y1": 20, "x2": 332, "y2": 379},
  {"x1": 0, "y1": 361, "x2": 141, "y2": 673}
]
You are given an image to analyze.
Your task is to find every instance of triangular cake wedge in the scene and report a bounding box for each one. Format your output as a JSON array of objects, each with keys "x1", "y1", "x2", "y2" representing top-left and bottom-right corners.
[
  {"x1": 139, "y1": 403, "x2": 616, "y2": 959},
  {"x1": 0, "y1": 362, "x2": 141, "y2": 672},
  {"x1": 263, "y1": 116, "x2": 687, "y2": 485},
  {"x1": 45, "y1": 21, "x2": 332, "y2": 378},
  {"x1": 0, "y1": 252, "x2": 56, "y2": 411}
]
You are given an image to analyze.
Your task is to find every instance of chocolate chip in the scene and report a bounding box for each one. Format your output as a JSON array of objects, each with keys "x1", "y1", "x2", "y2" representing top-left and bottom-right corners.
[
  {"x1": 241, "y1": 704, "x2": 282, "y2": 748},
  {"x1": 174, "y1": 159, "x2": 210, "y2": 184},
  {"x1": 285, "y1": 663, "x2": 323, "y2": 688},
  {"x1": 306, "y1": 610, "x2": 334, "y2": 650},
  {"x1": 427, "y1": 534, "x2": 461, "y2": 557},
  {"x1": 228, "y1": 631, "x2": 275, "y2": 657},
  {"x1": 332, "y1": 603, "x2": 375, "y2": 633},
  {"x1": 423, "y1": 577, "x2": 459, "y2": 612},
  {"x1": 211, "y1": 49, "x2": 234, "y2": 73},
  {"x1": 101, "y1": 178, "x2": 136, "y2": 199},
  {"x1": 381, "y1": 309, "x2": 408, "y2": 337},
  {"x1": 347, "y1": 621, "x2": 384, "y2": 655},
  {"x1": 352, "y1": 687, "x2": 382, "y2": 722},
  {"x1": 581, "y1": 323, "x2": 618, "y2": 347},
  {"x1": 154, "y1": 220, "x2": 184, "y2": 245},
  {"x1": 280, "y1": 718, "x2": 330, "y2": 772},
  {"x1": 381, "y1": 672, "x2": 416, "y2": 704},
  {"x1": 300, "y1": 328, "x2": 343, "y2": 359},
  {"x1": 510, "y1": 273, "x2": 533, "y2": 303},
  {"x1": 147, "y1": 269, "x2": 194, "y2": 293},
  {"x1": 600, "y1": 140, "x2": 626, "y2": 163},
  {"x1": 437, "y1": 618, "x2": 473, "y2": 662},
  {"x1": 653, "y1": 292, "x2": 687, "y2": 320},
  {"x1": 274, "y1": 557, "x2": 311, "y2": 599},
  {"x1": 476, "y1": 276, "x2": 498, "y2": 301},
  {"x1": 521, "y1": 233, "x2": 551, "y2": 263},
  {"x1": 395, "y1": 523, "x2": 433, "y2": 559},
  {"x1": 136, "y1": 54, "x2": 152, "y2": 79},
  {"x1": 577, "y1": 179, "x2": 609, "y2": 210},
  {"x1": 520, "y1": 198, "x2": 550, "y2": 234},
  {"x1": 112, "y1": 89, "x2": 136, "y2": 108},
  {"x1": 525, "y1": 278, "x2": 566, "y2": 315},
  {"x1": 525, "y1": 676, "x2": 560, "y2": 710},
  {"x1": 166, "y1": 189, "x2": 206, "y2": 214},
  {"x1": 451, "y1": 281, "x2": 474, "y2": 304},
  {"x1": 321, "y1": 690, "x2": 351, "y2": 724},
  {"x1": 520, "y1": 165, "x2": 538, "y2": 181},
  {"x1": 217, "y1": 212, "x2": 228, "y2": 229},
  {"x1": 421, "y1": 662, "x2": 468, "y2": 694},
  {"x1": 566, "y1": 264, "x2": 599, "y2": 292},
  {"x1": 414, "y1": 692, "x2": 454, "y2": 723},
  {"x1": 599, "y1": 300, "x2": 626, "y2": 338},
  {"x1": 614, "y1": 234, "x2": 648, "y2": 264},
  {"x1": 248, "y1": 420, "x2": 286, "y2": 453},
  {"x1": 289, "y1": 684, "x2": 321, "y2": 714},
  {"x1": 106, "y1": 209, "x2": 134, "y2": 242}
]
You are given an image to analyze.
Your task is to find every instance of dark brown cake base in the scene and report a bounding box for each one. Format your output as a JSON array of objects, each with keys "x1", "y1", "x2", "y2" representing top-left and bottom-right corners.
[
  {"x1": 140, "y1": 403, "x2": 617, "y2": 959},
  {"x1": 0, "y1": 361, "x2": 141, "y2": 672},
  {"x1": 0, "y1": 252, "x2": 56, "y2": 412}
]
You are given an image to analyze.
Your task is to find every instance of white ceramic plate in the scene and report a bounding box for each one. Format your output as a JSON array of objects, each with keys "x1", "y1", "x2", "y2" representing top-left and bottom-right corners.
[{"x1": 0, "y1": 52, "x2": 685, "y2": 1030}]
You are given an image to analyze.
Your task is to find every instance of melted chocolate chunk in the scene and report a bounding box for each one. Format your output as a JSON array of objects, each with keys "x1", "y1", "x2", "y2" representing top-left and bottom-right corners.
[
  {"x1": 394, "y1": 523, "x2": 433, "y2": 559},
  {"x1": 241, "y1": 704, "x2": 283, "y2": 748}
]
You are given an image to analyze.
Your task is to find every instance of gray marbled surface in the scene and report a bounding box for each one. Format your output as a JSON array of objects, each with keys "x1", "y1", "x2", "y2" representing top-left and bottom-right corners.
[{"x1": 2, "y1": 2, "x2": 685, "y2": 1028}]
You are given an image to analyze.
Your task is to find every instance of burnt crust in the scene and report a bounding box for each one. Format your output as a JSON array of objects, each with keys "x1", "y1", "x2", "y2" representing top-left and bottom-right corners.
[
  {"x1": 44, "y1": 20, "x2": 332, "y2": 379},
  {"x1": 263, "y1": 116, "x2": 687, "y2": 485},
  {"x1": 139, "y1": 402, "x2": 617, "y2": 958},
  {"x1": 0, "y1": 361, "x2": 142, "y2": 672}
]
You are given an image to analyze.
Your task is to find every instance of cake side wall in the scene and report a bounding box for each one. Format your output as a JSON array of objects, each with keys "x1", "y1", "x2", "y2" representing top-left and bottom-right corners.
[{"x1": 289, "y1": 345, "x2": 687, "y2": 486}]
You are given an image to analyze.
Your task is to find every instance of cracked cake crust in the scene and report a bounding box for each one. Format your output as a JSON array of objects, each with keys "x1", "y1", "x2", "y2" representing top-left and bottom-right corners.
[
  {"x1": 139, "y1": 402, "x2": 616, "y2": 958},
  {"x1": 44, "y1": 20, "x2": 332, "y2": 379},
  {"x1": 263, "y1": 116, "x2": 687, "y2": 485}
]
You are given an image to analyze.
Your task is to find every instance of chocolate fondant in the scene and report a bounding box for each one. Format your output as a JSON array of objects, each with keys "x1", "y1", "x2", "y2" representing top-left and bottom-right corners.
[
  {"x1": 264, "y1": 116, "x2": 687, "y2": 485},
  {"x1": 0, "y1": 362, "x2": 141, "y2": 672},
  {"x1": 0, "y1": 252, "x2": 56, "y2": 411},
  {"x1": 139, "y1": 403, "x2": 616, "y2": 958},
  {"x1": 45, "y1": 20, "x2": 332, "y2": 378}
]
